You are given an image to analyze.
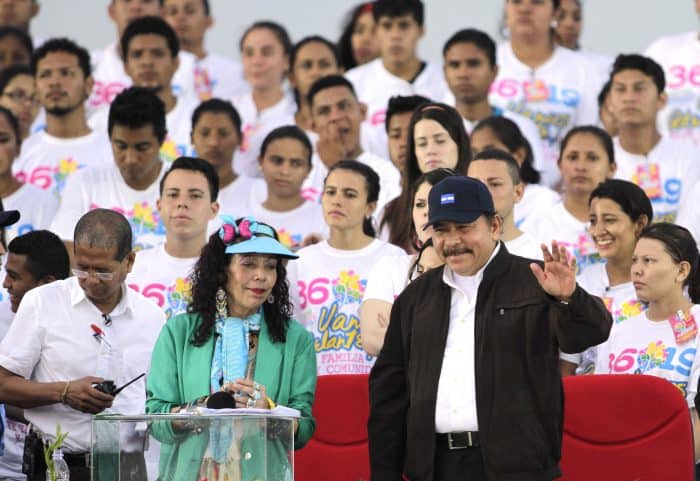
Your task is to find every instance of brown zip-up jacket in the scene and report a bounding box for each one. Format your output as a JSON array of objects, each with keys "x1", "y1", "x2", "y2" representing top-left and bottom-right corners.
[{"x1": 369, "y1": 244, "x2": 613, "y2": 481}]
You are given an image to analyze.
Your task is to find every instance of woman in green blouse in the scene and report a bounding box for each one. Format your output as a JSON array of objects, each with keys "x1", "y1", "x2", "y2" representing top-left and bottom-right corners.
[{"x1": 146, "y1": 216, "x2": 317, "y2": 481}]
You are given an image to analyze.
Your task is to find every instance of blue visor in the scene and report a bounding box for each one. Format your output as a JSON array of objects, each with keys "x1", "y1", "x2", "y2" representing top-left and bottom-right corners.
[{"x1": 224, "y1": 235, "x2": 299, "y2": 259}]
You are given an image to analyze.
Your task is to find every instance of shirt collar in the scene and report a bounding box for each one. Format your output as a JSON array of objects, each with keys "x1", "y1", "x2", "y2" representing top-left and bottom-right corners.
[
  {"x1": 68, "y1": 277, "x2": 134, "y2": 317},
  {"x1": 443, "y1": 242, "x2": 501, "y2": 292}
]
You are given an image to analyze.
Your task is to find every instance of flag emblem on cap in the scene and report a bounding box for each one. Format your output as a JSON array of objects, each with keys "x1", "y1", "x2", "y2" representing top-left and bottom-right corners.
[{"x1": 440, "y1": 193, "x2": 455, "y2": 205}]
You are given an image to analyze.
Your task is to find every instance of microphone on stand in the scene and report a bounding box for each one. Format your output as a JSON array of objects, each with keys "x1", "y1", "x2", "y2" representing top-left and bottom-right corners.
[{"x1": 206, "y1": 391, "x2": 236, "y2": 410}]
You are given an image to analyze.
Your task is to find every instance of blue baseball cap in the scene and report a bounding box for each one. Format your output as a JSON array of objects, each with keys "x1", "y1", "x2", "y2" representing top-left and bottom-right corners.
[
  {"x1": 219, "y1": 216, "x2": 299, "y2": 259},
  {"x1": 424, "y1": 176, "x2": 495, "y2": 229}
]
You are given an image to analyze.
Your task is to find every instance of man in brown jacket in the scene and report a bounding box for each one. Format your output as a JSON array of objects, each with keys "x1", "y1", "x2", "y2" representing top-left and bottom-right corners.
[{"x1": 369, "y1": 176, "x2": 612, "y2": 481}]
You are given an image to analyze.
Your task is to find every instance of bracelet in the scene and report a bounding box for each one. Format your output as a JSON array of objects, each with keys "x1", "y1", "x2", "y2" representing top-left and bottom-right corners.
[
  {"x1": 266, "y1": 397, "x2": 276, "y2": 409},
  {"x1": 61, "y1": 381, "x2": 71, "y2": 404}
]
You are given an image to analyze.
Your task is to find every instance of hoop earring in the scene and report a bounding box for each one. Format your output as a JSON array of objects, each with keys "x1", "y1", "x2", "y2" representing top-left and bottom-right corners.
[
  {"x1": 216, "y1": 288, "x2": 228, "y2": 319},
  {"x1": 267, "y1": 294, "x2": 275, "y2": 304}
]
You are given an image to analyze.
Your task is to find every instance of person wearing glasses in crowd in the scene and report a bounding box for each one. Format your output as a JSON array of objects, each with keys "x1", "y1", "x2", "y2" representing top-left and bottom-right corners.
[
  {"x1": 0, "y1": 209, "x2": 165, "y2": 481},
  {"x1": 0, "y1": 65, "x2": 40, "y2": 141},
  {"x1": 146, "y1": 216, "x2": 316, "y2": 481}
]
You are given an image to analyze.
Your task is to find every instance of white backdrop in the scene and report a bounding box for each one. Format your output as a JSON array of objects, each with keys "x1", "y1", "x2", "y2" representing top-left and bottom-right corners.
[{"x1": 34, "y1": 1, "x2": 698, "y2": 62}]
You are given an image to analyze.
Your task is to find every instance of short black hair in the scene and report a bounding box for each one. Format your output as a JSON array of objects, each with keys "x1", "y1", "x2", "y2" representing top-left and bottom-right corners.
[
  {"x1": 291, "y1": 35, "x2": 341, "y2": 71},
  {"x1": 442, "y1": 28, "x2": 496, "y2": 67},
  {"x1": 31, "y1": 37, "x2": 91, "y2": 78},
  {"x1": 239, "y1": 21, "x2": 292, "y2": 57},
  {"x1": 108, "y1": 86, "x2": 167, "y2": 144},
  {"x1": 160, "y1": 156, "x2": 219, "y2": 202},
  {"x1": 259, "y1": 125, "x2": 313, "y2": 167},
  {"x1": 0, "y1": 26, "x2": 33, "y2": 60},
  {"x1": 589, "y1": 179, "x2": 653, "y2": 225},
  {"x1": 610, "y1": 54, "x2": 665, "y2": 93},
  {"x1": 8, "y1": 230, "x2": 70, "y2": 282},
  {"x1": 560, "y1": 125, "x2": 615, "y2": 166},
  {"x1": 373, "y1": 0, "x2": 424, "y2": 26},
  {"x1": 0, "y1": 64, "x2": 31, "y2": 94},
  {"x1": 191, "y1": 98, "x2": 242, "y2": 137},
  {"x1": 307, "y1": 74, "x2": 357, "y2": 107},
  {"x1": 74, "y1": 209, "x2": 133, "y2": 262},
  {"x1": 472, "y1": 148, "x2": 521, "y2": 184},
  {"x1": 121, "y1": 16, "x2": 179, "y2": 60},
  {"x1": 385, "y1": 94, "x2": 430, "y2": 133}
]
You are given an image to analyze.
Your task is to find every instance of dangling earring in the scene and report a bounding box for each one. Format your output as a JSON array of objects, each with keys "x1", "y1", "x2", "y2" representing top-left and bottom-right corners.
[
  {"x1": 216, "y1": 288, "x2": 228, "y2": 318},
  {"x1": 267, "y1": 294, "x2": 275, "y2": 304}
]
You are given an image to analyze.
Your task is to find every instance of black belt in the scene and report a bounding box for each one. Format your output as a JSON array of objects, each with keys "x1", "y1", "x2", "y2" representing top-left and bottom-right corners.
[
  {"x1": 61, "y1": 451, "x2": 90, "y2": 468},
  {"x1": 436, "y1": 431, "x2": 480, "y2": 449}
]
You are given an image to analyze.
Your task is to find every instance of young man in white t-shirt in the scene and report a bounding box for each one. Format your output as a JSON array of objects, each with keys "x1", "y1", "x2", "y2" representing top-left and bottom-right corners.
[
  {"x1": 127, "y1": 156, "x2": 219, "y2": 320},
  {"x1": 51, "y1": 87, "x2": 168, "y2": 253},
  {"x1": 12, "y1": 38, "x2": 112, "y2": 200},
  {"x1": 306, "y1": 75, "x2": 401, "y2": 214},
  {"x1": 467, "y1": 149, "x2": 542, "y2": 260},
  {"x1": 0, "y1": 230, "x2": 69, "y2": 481},
  {"x1": 90, "y1": 16, "x2": 198, "y2": 164},
  {"x1": 162, "y1": 0, "x2": 247, "y2": 100},
  {"x1": 89, "y1": 0, "x2": 197, "y2": 111},
  {"x1": 608, "y1": 54, "x2": 700, "y2": 223},
  {"x1": 441, "y1": 28, "x2": 545, "y2": 178},
  {"x1": 345, "y1": 0, "x2": 447, "y2": 160}
]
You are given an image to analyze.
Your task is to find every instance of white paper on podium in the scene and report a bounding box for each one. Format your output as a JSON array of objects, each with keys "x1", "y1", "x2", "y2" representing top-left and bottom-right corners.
[{"x1": 195, "y1": 405, "x2": 301, "y2": 418}]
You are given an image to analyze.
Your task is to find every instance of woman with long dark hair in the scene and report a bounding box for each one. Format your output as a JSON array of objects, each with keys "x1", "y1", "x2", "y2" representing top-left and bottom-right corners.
[
  {"x1": 338, "y1": 2, "x2": 379, "y2": 71},
  {"x1": 146, "y1": 216, "x2": 316, "y2": 481}
]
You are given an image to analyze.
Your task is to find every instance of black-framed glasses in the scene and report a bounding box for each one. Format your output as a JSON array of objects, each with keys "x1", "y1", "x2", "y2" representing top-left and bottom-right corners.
[{"x1": 2, "y1": 90, "x2": 40, "y2": 107}]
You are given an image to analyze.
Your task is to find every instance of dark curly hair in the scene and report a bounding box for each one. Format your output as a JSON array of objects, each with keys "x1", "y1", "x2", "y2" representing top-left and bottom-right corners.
[{"x1": 188, "y1": 220, "x2": 293, "y2": 345}]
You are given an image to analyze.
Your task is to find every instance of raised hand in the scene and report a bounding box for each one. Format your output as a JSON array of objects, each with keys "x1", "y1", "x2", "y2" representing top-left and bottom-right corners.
[{"x1": 529, "y1": 240, "x2": 577, "y2": 301}]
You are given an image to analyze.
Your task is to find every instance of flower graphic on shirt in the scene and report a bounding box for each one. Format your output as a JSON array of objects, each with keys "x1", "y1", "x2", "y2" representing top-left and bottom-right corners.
[
  {"x1": 277, "y1": 229, "x2": 302, "y2": 250},
  {"x1": 159, "y1": 138, "x2": 183, "y2": 165},
  {"x1": 332, "y1": 270, "x2": 366, "y2": 305},
  {"x1": 632, "y1": 164, "x2": 662, "y2": 201},
  {"x1": 239, "y1": 123, "x2": 259, "y2": 153},
  {"x1": 635, "y1": 340, "x2": 668, "y2": 374},
  {"x1": 194, "y1": 66, "x2": 213, "y2": 101},
  {"x1": 126, "y1": 202, "x2": 165, "y2": 247},
  {"x1": 614, "y1": 299, "x2": 646, "y2": 324},
  {"x1": 53, "y1": 157, "x2": 84, "y2": 196},
  {"x1": 164, "y1": 277, "x2": 192, "y2": 320}
]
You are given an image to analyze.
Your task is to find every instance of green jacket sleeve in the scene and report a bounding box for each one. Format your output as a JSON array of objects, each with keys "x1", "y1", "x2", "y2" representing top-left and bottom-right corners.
[{"x1": 287, "y1": 326, "x2": 317, "y2": 449}]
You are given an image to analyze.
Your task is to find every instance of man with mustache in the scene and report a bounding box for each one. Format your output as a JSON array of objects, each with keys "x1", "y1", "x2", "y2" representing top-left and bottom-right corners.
[
  {"x1": 12, "y1": 38, "x2": 112, "y2": 200},
  {"x1": 369, "y1": 175, "x2": 612, "y2": 481}
]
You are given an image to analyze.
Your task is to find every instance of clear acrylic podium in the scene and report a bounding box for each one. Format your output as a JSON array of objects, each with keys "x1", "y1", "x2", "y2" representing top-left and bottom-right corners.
[{"x1": 91, "y1": 411, "x2": 296, "y2": 481}]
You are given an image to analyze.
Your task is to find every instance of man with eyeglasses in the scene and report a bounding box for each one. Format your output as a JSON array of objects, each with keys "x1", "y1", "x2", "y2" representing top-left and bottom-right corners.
[
  {"x1": 11, "y1": 38, "x2": 112, "y2": 200},
  {"x1": 0, "y1": 208, "x2": 165, "y2": 481}
]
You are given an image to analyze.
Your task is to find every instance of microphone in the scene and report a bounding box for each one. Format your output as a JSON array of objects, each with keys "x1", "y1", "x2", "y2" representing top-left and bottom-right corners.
[
  {"x1": 102, "y1": 314, "x2": 112, "y2": 326},
  {"x1": 206, "y1": 391, "x2": 236, "y2": 410}
]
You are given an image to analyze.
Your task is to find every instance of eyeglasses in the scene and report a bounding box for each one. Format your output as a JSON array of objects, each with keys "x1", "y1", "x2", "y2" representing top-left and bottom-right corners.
[
  {"x1": 72, "y1": 269, "x2": 116, "y2": 281},
  {"x1": 2, "y1": 90, "x2": 40, "y2": 107}
]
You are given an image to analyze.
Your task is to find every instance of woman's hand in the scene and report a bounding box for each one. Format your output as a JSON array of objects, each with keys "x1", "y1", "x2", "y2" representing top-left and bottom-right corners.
[{"x1": 224, "y1": 379, "x2": 268, "y2": 409}]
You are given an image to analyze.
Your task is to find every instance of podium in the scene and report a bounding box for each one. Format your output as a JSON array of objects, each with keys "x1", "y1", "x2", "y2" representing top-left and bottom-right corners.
[{"x1": 91, "y1": 411, "x2": 297, "y2": 481}]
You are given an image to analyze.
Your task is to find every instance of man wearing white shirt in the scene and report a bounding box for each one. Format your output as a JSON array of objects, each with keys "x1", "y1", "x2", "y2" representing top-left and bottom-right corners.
[
  {"x1": 345, "y1": 0, "x2": 447, "y2": 160},
  {"x1": 306, "y1": 75, "x2": 401, "y2": 214},
  {"x1": 608, "y1": 54, "x2": 700, "y2": 223},
  {"x1": 467, "y1": 149, "x2": 542, "y2": 260},
  {"x1": 162, "y1": 0, "x2": 247, "y2": 100},
  {"x1": 90, "y1": 0, "x2": 197, "y2": 111},
  {"x1": 12, "y1": 38, "x2": 112, "y2": 200},
  {"x1": 127, "y1": 156, "x2": 219, "y2": 320},
  {"x1": 442, "y1": 28, "x2": 545, "y2": 177},
  {"x1": 90, "y1": 16, "x2": 198, "y2": 164},
  {"x1": 51, "y1": 87, "x2": 167, "y2": 252},
  {"x1": 0, "y1": 230, "x2": 69, "y2": 481},
  {"x1": 0, "y1": 209, "x2": 165, "y2": 481},
  {"x1": 369, "y1": 176, "x2": 612, "y2": 481}
]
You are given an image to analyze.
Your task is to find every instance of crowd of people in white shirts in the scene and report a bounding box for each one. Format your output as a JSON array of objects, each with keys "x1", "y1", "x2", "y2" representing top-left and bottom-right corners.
[{"x1": 1, "y1": 0, "x2": 700, "y2": 477}]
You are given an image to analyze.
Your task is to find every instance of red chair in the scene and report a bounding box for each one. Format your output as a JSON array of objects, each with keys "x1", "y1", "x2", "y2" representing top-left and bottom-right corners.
[
  {"x1": 560, "y1": 374, "x2": 695, "y2": 481},
  {"x1": 294, "y1": 374, "x2": 370, "y2": 481}
]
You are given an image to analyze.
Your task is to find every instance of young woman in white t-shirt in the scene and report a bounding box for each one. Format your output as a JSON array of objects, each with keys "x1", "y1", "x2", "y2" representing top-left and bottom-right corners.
[
  {"x1": 471, "y1": 116, "x2": 559, "y2": 228},
  {"x1": 595, "y1": 223, "x2": 700, "y2": 432},
  {"x1": 521, "y1": 126, "x2": 616, "y2": 274},
  {"x1": 252, "y1": 125, "x2": 325, "y2": 252},
  {"x1": 560, "y1": 179, "x2": 653, "y2": 376},
  {"x1": 287, "y1": 160, "x2": 405, "y2": 375},
  {"x1": 360, "y1": 168, "x2": 452, "y2": 356},
  {"x1": 289, "y1": 36, "x2": 342, "y2": 132},
  {"x1": 0, "y1": 107, "x2": 56, "y2": 243},
  {"x1": 380, "y1": 102, "x2": 470, "y2": 251},
  {"x1": 233, "y1": 22, "x2": 295, "y2": 178}
]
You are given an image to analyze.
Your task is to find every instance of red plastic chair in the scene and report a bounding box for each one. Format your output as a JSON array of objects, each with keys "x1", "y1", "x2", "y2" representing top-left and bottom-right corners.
[
  {"x1": 294, "y1": 374, "x2": 370, "y2": 481},
  {"x1": 560, "y1": 374, "x2": 695, "y2": 481}
]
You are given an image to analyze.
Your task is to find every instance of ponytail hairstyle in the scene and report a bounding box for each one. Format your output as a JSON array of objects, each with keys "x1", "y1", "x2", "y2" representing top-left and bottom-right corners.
[
  {"x1": 638, "y1": 223, "x2": 700, "y2": 303},
  {"x1": 324, "y1": 160, "x2": 380, "y2": 237},
  {"x1": 559, "y1": 125, "x2": 615, "y2": 166},
  {"x1": 472, "y1": 116, "x2": 541, "y2": 184}
]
